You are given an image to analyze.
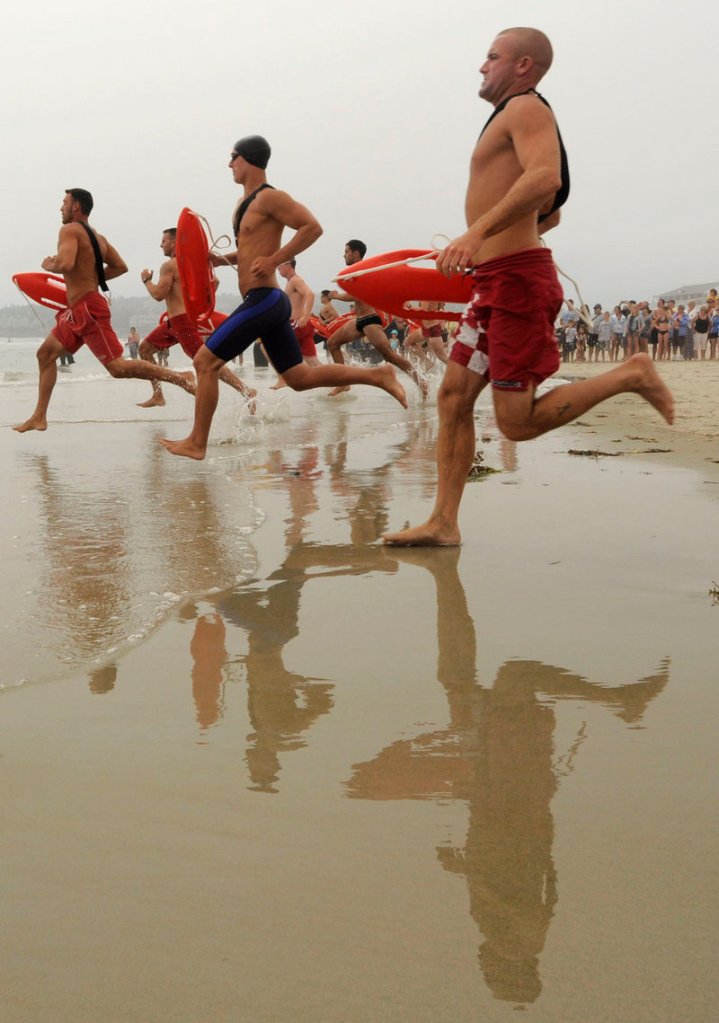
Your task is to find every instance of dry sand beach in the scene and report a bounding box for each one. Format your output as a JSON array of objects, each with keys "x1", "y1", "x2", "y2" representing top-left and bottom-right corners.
[{"x1": 1, "y1": 346, "x2": 717, "y2": 1022}]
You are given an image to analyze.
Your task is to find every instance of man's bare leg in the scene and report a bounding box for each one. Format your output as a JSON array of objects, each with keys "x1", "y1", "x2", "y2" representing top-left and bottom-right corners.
[
  {"x1": 271, "y1": 354, "x2": 319, "y2": 392},
  {"x1": 105, "y1": 356, "x2": 195, "y2": 395},
  {"x1": 492, "y1": 353, "x2": 674, "y2": 441},
  {"x1": 161, "y1": 347, "x2": 222, "y2": 460},
  {"x1": 363, "y1": 323, "x2": 429, "y2": 398},
  {"x1": 383, "y1": 362, "x2": 486, "y2": 546},
  {"x1": 13, "y1": 334, "x2": 65, "y2": 432},
  {"x1": 218, "y1": 364, "x2": 257, "y2": 414},
  {"x1": 428, "y1": 336, "x2": 449, "y2": 365},
  {"x1": 326, "y1": 320, "x2": 361, "y2": 396},
  {"x1": 282, "y1": 359, "x2": 407, "y2": 408},
  {"x1": 404, "y1": 328, "x2": 433, "y2": 370},
  {"x1": 136, "y1": 342, "x2": 166, "y2": 408}
]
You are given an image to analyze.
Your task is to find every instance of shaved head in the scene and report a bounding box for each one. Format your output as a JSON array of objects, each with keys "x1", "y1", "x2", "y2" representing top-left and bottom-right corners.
[{"x1": 498, "y1": 27, "x2": 553, "y2": 78}]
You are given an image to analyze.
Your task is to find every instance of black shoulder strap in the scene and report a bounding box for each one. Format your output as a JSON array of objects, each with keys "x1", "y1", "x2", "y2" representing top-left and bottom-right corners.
[
  {"x1": 479, "y1": 88, "x2": 570, "y2": 223},
  {"x1": 78, "y1": 222, "x2": 109, "y2": 292},
  {"x1": 479, "y1": 88, "x2": 538, "y2": 138},
  {"x1": 233, "y1": 183, "x2": 275, "y2": 240}
]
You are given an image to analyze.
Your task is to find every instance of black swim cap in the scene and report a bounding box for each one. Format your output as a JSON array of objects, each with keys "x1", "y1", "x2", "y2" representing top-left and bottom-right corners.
[{"x1": 231, "y1": 135, "x2": 271, "y2": 169}]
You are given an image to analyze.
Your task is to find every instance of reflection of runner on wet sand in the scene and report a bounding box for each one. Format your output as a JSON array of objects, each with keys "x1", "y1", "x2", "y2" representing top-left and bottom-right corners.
[
  {"x1": 205, "y1": 433, "x2": 400, "y2": 790},
  {"x1": 346, "y1": 547, "x2": 669, "y2": 1005},
  {"x1": 25, "y1": 454, "x2": 132, "y2": 690},
  {"x1": 186, "y1": 605, "x2": 228, "y2": 732},
  {"x1": 217, "y1": 543, "x2": 398, "y2": 792}
]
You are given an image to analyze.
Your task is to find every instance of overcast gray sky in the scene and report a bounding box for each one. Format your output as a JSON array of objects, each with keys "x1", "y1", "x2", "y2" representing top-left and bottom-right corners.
[{"x1": 3, "y1": 0, "x2": 717, "y2": 312}]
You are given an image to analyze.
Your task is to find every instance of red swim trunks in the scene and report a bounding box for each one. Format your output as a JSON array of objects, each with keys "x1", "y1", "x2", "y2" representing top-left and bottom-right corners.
[
  {"x1": 421, "y1": 323, "x2": 443, "y2": 340},
  {"x1": 449, "y1": 247, "x2": 562, "y2": 390},
  {"x1": 54, "y1": 291, "x2": 123, "y2": 365},
  {"x1": 292, "y1": 319, "x2": 317, "y2": 358},
  {"x1": 142, "y1": 314, "x2": 203, "y2": 358}
]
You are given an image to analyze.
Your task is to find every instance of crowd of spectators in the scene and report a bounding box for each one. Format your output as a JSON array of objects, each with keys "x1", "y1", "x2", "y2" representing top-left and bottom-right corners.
[{"x1": 557, "y1": 289, "x2": 719, "y2": 364}]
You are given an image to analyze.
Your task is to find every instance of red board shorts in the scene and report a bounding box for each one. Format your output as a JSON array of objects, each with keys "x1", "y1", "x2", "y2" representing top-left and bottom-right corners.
[
  {"x1": 142, "y1": 314, "x2": 203, "y2": 358},
  {"x1": 421, "y1": 323, "x2": 443, "y2": 340},
  {"x1": 54, "y1": 291, "x2": 123, "y2": 366},
  {"x1": 449, "y1": 247, "x2": 562, "y2": 391},
  {"x1": 292, "y1": 319, "x2": 317, "y2": 358}
]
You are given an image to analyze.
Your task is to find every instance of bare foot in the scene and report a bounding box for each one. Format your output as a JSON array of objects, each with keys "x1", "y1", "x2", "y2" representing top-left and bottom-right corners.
[
  {"x1": 160, "y1": 437, "x2": 206, "y2": 460},
  {"x1": 382, "y1": 519, "x2": 461, "y2": 546},
  {"x1": 13, "y1": 416, "x2": 47, "y2": 433},
  {"x1": 627, "y1": 354, "x2": 675, "y2": 424},
  {"x1": 373, "y1": 364, "x2": 408, "y2": 409},
  {"x1": 328, "y1": 385, "x2": 351, "y2": 397},
  {"x1": 137, "y1": 394, "x2": 166, "y2": 408},
  {"x1": 270, "y1": 380, "x2": 287, "y2": 390}
]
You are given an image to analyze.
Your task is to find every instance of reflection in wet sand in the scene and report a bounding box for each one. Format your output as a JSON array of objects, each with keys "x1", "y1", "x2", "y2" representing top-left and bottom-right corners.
[
  {"x1": 28, "y1": 454, "x2": 131, "y2": 682},
  {"x1": 198, "y1": 429, "x2": 407, "y2": 789},
  {"x1": 346, "y1": 548, "x2": 668, "y2": 1006},
  {"x1": 188, "y1": 609, "x2": 227, "y2": 731},
  {"x1": 218, "y1": 542, "x2": 398, "y2": 792}
]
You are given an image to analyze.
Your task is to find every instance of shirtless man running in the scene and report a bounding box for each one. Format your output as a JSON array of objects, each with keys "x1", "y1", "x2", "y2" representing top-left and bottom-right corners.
[
  {"x1": 404, "y1": 301, "x2": 449, "y2": 367},
  {"x1": 326, "y1": 240, "x2": 427, "y2": 397},
  {"x1": 318, "y1": 289, "x2": 340, "y2": 326},
  {"x1": 384, "y1": 27, "x2": 673, "y2": 546},
  {"x1": 14, "y1": 189, "x2": 195, "y2": 434},
  {"x1": 161, "y1": 136, "x2": 406, "y2": 460},
  {"x1": 137, "y1": 227, "x2": 256, "y2": 409},
  {"x1": 271, "y1": 258, "x2": 320, "y2": 389}
]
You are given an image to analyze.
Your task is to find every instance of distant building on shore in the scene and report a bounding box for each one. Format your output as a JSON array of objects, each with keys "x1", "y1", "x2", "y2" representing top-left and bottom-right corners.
[{"x1": 654, "y1": 281, "x2": 719, "y2": 306}]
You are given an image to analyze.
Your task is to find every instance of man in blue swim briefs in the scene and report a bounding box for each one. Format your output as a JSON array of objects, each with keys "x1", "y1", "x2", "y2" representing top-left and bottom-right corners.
[
  {"x1": 383, "y1": 27, "x2": 674, "y2": 546},
  {"x1": 161, "y1": 135, "x2": 407, "y2": 460}
]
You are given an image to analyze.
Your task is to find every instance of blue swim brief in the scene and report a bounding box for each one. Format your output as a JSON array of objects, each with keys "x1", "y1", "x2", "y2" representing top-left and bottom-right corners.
[{"x1": 206, "y1": 288, "x2": 303, "y2": 375}]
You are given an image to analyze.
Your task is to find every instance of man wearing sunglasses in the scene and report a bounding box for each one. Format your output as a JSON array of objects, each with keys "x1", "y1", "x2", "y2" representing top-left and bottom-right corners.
[{"x1": 161, "y1": 136, "x2": 407, "y2": 460}]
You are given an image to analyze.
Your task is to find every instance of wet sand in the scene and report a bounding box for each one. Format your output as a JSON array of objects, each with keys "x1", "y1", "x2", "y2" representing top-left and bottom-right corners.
[{"x1": 1, "y1": 361, "x2": 717, "y2": 1021}]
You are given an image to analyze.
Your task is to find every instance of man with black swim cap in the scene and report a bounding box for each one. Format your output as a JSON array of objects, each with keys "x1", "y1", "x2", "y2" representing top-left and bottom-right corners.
[
  {"x1": 231, "y1": 135, "x2": 271, "y2": 170},
  {"x1": 161, "y1": 135, "x2": 408, "y2": 460}
]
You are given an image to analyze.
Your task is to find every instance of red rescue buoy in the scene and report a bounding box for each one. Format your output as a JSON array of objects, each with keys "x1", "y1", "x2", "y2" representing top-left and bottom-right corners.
[
  {"x1": 336, "y1": 249, "x2": 473, "y2": 322},
  {"x1": 176, "y1": 208, "x2": 215, "y2": 323},
  {"x1": 13, "y1": 272, "x2": 68, "y2": 311}
]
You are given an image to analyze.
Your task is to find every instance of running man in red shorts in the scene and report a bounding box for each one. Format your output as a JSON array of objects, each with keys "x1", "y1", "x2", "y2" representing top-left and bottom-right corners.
[
  {"x1": 270, "y1": 258, "x2": 320, "y2": 389},
  {"x1": 404, "y1": 301, "x2": 449, "y2": 367},
  {"x1": 384, "y1": 27, "x2": 674, "y2": 546},
  {"x1": 13, "y1": 189, "x2": 196, "y2": 434},
  {"x1": 138, "y1": 227, "x2": 256, "y2": 409}
]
